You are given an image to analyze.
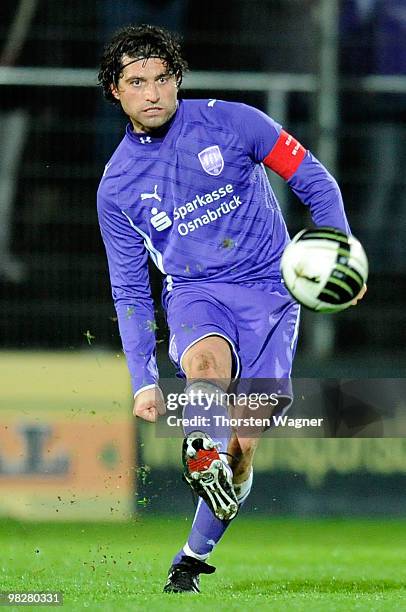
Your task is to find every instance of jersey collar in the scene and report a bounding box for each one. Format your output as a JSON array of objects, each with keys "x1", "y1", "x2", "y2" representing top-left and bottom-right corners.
[{"x1": 126, "y1": 101, "x2": 181, "y2": 145}]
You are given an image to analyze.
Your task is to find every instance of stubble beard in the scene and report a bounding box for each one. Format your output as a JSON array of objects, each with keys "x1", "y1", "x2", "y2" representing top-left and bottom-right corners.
[{"x1": 132, "y1": 102, "x2": 177, "y2": 134}]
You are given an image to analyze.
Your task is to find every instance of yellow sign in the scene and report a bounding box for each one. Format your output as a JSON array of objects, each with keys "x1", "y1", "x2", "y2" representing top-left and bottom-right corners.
[{"x1": 0, "y1": 351, "x2": 135, "y2": 520}]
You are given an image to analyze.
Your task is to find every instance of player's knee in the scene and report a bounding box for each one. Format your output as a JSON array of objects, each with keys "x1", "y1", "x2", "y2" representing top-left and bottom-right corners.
[
  {"x1": 185, "y1": 349, "x2": 228, "y2": 381},
  {"x1": 182, "y1": 336, "x2": 232, "y2": 383}
]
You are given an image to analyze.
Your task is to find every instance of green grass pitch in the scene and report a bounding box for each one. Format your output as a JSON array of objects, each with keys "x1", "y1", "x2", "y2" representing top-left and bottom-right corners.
[{"x1": 1, "y1": 517, "x2": 405, "y2": 611}]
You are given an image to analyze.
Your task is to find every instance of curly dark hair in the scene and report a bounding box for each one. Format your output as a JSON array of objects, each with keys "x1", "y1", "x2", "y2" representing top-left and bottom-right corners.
[{"x1": 98, "y1": 24, "x2": 188, "y2": 104}]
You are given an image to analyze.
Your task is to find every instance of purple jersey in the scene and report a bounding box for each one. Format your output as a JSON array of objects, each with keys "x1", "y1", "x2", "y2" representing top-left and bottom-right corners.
[{"x1": 97, "y1": 99, "x2": 350, "y2": 395}]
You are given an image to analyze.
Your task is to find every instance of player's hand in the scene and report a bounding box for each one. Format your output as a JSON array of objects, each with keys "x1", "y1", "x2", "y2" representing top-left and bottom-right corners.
[
  {"x1": 133, "y1": 386, "x2": 166, "y2": 422},
  {"x1": 352, "y1": 283, "x2": 367, "y2": 305}
]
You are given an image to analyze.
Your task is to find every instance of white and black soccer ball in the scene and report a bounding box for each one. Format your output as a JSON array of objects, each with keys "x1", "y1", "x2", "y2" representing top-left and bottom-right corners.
[{"x1": 281, "y1": 227, "x2": 368, "y2": 313}]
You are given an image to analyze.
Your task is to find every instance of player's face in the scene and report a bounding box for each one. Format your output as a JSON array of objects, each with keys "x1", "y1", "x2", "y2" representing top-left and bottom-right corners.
[{"x1": 111, "y1": 56, "x2": 178, "y2": 133}]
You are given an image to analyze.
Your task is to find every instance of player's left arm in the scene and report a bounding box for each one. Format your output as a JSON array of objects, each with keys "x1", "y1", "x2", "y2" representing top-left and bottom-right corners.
[
  {"x1": 263, "y1": 130, "x2": 351, "y2": 234},
  {"x1": 264, "y1": 130, "x2": 368, "y2": 303},
  {"x1": 265, "y1": 130, "x2": 368, "y2": 303},
  {"x1": 234, "y1": 103, "x2": 365, "y2": 302},
  {"x1": 236, "y1": 103, "x2": 350, "y2": 232}
]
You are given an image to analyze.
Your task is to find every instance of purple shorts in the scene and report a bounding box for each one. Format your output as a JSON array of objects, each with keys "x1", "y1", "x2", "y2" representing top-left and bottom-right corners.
[{"x1": 164, "y1": 280, "x2": 300, "y2": 387}]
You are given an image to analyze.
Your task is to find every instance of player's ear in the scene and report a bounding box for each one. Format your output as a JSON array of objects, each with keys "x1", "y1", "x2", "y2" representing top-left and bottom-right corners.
[{"x1": 110, "y1": 83, "x2": 120, "y2": 100}]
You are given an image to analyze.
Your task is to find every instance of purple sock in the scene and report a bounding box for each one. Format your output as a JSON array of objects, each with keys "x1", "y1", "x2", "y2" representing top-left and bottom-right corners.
[
  {"x1": 173, "y1": 470, "x2": 254, "y2": 564},
  {"x1": 173, "y1": 498, "x2": 231, "y2": 563}
]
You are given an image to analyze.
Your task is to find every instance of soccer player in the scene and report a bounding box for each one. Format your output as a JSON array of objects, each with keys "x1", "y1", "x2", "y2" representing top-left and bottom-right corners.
[{"x1": 97, "y1": 24, "x2": 365, "y2": 593}]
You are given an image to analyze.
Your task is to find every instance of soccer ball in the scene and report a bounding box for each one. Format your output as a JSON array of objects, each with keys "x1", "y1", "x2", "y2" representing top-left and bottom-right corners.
[{"x1": 281, "y1": 227, "x2": 368, "y2": 313}]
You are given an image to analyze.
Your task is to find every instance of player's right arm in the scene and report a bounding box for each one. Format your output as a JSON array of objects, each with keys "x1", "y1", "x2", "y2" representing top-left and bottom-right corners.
[{"x1": 97, "y1": 180, "x2": 163, "y2": 419}]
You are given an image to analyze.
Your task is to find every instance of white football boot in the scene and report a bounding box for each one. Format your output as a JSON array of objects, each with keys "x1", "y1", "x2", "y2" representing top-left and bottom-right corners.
[{"x1": 182, "y1": 430, "x2": 238, "y2": 521}]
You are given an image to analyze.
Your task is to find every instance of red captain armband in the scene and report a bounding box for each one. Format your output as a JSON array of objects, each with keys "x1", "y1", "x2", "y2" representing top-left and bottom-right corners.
[{"x1": 263, "y1": 129, "x2": 306, "y2": 180}]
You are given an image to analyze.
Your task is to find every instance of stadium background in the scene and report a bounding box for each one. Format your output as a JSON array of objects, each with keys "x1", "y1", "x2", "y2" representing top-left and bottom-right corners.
[{"x1": 0, "y1": 0, "x2": 405, "y2": 527}]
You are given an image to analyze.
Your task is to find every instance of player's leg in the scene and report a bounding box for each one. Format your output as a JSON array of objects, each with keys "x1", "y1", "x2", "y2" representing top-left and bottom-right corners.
[
  {"x1": 169, "y1": 434, "x2": 258, "y2": 582},
  {"x1": 181, "y1": 336, "x2": 240, "y2": 522},
  {"x1": 165, "y1": 289, "x2": 242, "y2": 520},
  {"x1": 163, "y1": 287, "x2": 256, "y2": 592},
  {"x1": 228, "y1": 434, "x2": 258, "y2": 487},
  {"x1": 173, "y1": 338, "x2": 259, "y2": 552},
  {"x1": 166, "y1": 281, "x2": 300, "y2": 592},
  {"x1": 223, "y1": 280, "x2": 300, "y2": 529},
  {"x1": 165, "y1": 336, "x2": 249, "y2": 593}
]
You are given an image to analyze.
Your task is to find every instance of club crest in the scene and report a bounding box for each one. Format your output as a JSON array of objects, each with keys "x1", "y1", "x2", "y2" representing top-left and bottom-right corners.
[{"x1": 198, "y1": 145, "x2": 224, "y2": 176}]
